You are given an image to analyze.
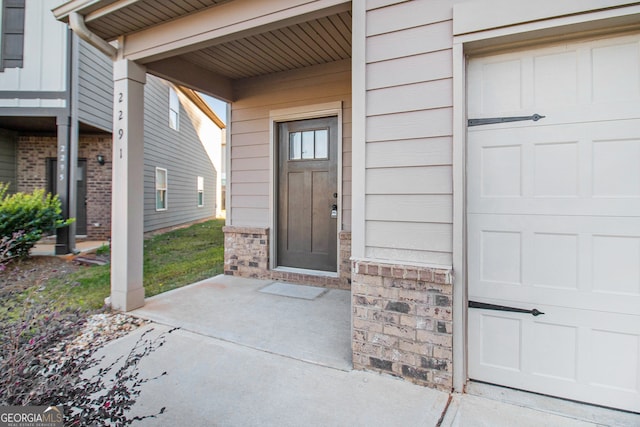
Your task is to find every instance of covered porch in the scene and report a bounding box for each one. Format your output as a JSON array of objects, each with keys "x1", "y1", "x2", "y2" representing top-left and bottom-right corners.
[{"x1": 53, "y1": 0, "x2": 355, "y2": 311}]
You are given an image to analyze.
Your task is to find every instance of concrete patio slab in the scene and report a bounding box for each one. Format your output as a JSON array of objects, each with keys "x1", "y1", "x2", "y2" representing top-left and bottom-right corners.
[
  {"x1": 259, "y1": 282, "x2": 328, "y2": 300},
  {"x1": 131, "y1": 275, "x2": 352, "y2": 371},
  {"x1": 93, "y1": 275, "x2": 639, "y2": 426},
  {"x1": 96, "y1": 324, "x2": 450, "y2": 427}
]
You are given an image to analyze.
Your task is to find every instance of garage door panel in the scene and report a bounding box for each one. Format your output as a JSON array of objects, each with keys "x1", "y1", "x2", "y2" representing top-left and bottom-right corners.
[
  {"x1": 468, "y1": 120, "x2": 640, "y2": 216},
  {"x1": 476, "y1": 313, "x2": 523, "y2": 372},
  {"x1": 590, "y1": 329, "x2": 639, "y2": 392},
  {"x1": 468, "y1": 33, "x2": 640, "y2": 412},
  {"x1": 593, "y1": 138, "x2": 640, "y2": 197},
  {"x1": 469, "y1": 214, "x2": 640, "y2": 315},
  {"x1": 592, "y1": 235, "x2": 640, "y2": 295},
  {"x1": 591, "y1": 41, "x2": 640, "y2": 103},
  {"x1": 530, "y1": 321, "x2": 578, "y2": 382},
  {"x1": 468, "y1": 33, "x2": 640, "y2": 118},
  {"x1": 469, "y1": 306, "x2": 640, "y2": 410}
]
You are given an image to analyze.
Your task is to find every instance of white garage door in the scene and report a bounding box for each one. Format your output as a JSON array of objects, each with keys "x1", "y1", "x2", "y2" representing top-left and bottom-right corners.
[{"x1": 467, "y1": 33, "x2": 640, "y2": 412}]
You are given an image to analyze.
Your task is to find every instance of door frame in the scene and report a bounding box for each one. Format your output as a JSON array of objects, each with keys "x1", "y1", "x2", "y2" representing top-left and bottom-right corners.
[
  {"x1": 269, "y1": 101, "x2": 343, "y2": 274},
  {"x1": 451, "y1": 4, "x2": 640, "y2": 394}
]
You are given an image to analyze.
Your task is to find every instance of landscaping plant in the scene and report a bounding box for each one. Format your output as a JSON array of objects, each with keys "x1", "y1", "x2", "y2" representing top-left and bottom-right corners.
[
  {"x1": 0, "y1": 183, "x2": 73, "y2": 260},
  {"x1": 0, "y1": 290, "x2": 170, "y2": 426}
]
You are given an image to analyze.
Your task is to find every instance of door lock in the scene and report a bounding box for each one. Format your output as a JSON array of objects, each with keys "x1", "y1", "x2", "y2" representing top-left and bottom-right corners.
[{"x1": 330, "y1": 204, "x2": 338, "y2": 219}]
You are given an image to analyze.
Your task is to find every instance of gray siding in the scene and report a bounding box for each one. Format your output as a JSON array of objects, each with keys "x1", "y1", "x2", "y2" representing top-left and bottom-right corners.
[
  {"x1": 363, "y1": 0, "x2": 459, "y2": 267},
  {"x1": 0, "y1": 129, "x2": 17, "y2": 192},
  {"x1": 77, "y1": 38, "x2": 113, "y2": 132},
  {"x1": 143, "y1": 75, "x2": 216, "y2": 232}
]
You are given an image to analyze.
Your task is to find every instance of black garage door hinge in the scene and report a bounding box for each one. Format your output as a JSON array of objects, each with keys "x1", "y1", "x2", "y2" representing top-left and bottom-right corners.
[
  {"x1": 469, "y1": 300, "x2": 545, "y2": 317},
  {"x1": 468, "y1": 113, "x2": 546, "y2": 127}
]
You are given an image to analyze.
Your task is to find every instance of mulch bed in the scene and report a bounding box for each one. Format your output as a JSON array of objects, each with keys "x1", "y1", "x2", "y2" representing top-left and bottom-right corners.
[
  {"x1": 0, "y1": 256, "x2": 81, "y2": 297},
  {"x1": 1, "y1": 255, "x2": 146, "y2": 350}
]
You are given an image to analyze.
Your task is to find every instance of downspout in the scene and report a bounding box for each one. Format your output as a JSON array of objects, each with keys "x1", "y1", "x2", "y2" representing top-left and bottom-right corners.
[{"x1": 68, "y1": 12, "x2": 117, "y2": 59}]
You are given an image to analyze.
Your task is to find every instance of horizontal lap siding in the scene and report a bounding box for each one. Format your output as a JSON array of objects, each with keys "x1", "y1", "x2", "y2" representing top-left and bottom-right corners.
[
  {"x1": 77, "y1": 39, "x2": 113, "y2": 132},
  {"x1": 231, "y1": 60, "x2": 352, "y2": 229},
  {"x1": 143, "y1": 75, "x2": 217, "y2": 232},
  {"x1": 365, "y1": 0, "x2": 457, "y2": 267}
]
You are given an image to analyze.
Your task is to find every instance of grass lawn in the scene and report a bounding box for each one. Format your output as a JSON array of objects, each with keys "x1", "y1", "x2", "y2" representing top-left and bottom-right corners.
[{"x1": 41, "y1": 219, "x2": 225, "y2": 310}]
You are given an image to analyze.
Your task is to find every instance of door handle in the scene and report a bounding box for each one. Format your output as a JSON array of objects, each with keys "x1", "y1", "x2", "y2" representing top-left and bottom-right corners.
[{"x1": 330, "y1": 204, "x2": 338, "y2": 219}]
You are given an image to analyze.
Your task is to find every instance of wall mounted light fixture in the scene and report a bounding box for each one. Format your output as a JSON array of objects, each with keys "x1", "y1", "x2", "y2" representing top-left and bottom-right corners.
[{"x1": 97, "y1": 154, "x2": 105, "y2": 165}]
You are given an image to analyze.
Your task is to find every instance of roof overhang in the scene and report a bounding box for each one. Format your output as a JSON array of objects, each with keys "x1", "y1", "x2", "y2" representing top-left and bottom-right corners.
[{"x1": 53, "y1": 0, "x2": 352, "y2": 101}]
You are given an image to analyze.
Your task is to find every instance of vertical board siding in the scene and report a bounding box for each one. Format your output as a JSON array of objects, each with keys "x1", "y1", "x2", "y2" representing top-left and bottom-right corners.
[
  {"x1": 0, "y1": 0, "x2": 66, "y2": 104},
  {"x1": 143, "y1": 75, "x2": 218, "y2": 232},
  {"x1": 77, "y1": 39, "x2": 113, "y2": 132},
  {"x1": 0, "y1": 130, "x2": 17, "y2": 192},
  {"x1": 231, "y1": 60, "x2": 352, "y2": 230},
  {"x1": 364, "y1": 0, "x2": 456, "y2": 267}
]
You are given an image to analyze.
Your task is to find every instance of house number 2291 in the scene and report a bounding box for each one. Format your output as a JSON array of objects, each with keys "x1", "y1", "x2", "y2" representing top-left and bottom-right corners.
[{"x1": 117, "y1": 92, "x2": 124, "y2": 158}]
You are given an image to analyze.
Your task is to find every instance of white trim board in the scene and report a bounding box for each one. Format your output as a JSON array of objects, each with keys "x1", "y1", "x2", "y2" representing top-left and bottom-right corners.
[{"x1": 268, "y1": 101, "x2": 343, "y2": 273}]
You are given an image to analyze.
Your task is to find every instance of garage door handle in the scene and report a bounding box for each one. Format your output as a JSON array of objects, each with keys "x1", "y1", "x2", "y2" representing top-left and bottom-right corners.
[
  {"x1": 469, "y1": 301, "x2": 545, "y2": 316},
  {"x1": 468, "y1": 113, "x2": 545, "y2": 127}
]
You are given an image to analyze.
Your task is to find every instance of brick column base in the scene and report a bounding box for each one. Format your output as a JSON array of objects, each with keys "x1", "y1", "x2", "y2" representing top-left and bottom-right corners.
[
  {"x1": 352, "y1": 260, "x2": 453, "y2": 391},
  {"x1": 223, "y1": 226, "x2": 351, "y2": 290}
]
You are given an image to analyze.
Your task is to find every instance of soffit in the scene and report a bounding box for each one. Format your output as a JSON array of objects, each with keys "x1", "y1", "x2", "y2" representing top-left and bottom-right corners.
[
  {"x1": 178, "y1": 10, "x2": 352, "y2": 79},
  {"x1": 61, "y1": 0, "x2": 352, "y2": 83},
  {"x1": 85, "y1": 0, "x2": 231, "y2": 40}
]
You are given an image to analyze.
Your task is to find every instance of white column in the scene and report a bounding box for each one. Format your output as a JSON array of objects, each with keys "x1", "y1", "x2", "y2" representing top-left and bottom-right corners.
[{"x1": 110, "y1": 59, "x2": 146, "y2": 311}]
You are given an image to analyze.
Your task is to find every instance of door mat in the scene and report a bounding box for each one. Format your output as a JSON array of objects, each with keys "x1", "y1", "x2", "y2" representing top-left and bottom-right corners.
[{"x1": 259, "y1": 282, "x2": 328, "y2": 300}]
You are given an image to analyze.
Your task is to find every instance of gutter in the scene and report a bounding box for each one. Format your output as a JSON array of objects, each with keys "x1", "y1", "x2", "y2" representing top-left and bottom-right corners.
[{"x1": 69, "y1": 12, "x2": 117, "y2": 59}]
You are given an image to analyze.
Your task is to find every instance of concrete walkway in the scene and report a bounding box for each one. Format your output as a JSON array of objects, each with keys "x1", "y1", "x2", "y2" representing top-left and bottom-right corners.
[
  {"x1": 31, "y1": 240, "x2": 109, "y2": 257},
  {"x1": 95, "y1": 275, "x2": 639, "y2": 426}
]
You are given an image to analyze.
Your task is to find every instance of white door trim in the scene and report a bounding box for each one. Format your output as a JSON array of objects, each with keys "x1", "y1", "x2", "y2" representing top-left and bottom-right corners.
[
  {"x1": 451, "y1": 5, "x2": 640, "y2": 395},
  {"x1": 268, "y1": 101, "x2": 343, "y2": 272}
]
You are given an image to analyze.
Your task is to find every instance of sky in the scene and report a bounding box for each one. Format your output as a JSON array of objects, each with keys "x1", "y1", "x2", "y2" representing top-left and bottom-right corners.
[{"x1": 199, "y1": 93, "x2": 228, "y2": 125}]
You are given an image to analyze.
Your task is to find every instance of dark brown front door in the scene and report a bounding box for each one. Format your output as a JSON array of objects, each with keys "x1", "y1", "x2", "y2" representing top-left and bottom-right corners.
[{"x1": 278, "y1": 117, "x2": 338, "y2": 272}]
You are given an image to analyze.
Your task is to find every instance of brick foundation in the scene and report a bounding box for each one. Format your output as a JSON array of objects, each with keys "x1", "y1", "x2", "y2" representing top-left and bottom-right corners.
[
  {"x1": 223, "y1": 225, "x2": 351, "y2": 289},
  {"x1": 352, "y1": 260, "x2": 453, "y2": 391},
  {"x1": 17, "y1": 134, "x2": 113, "y2": 241}
]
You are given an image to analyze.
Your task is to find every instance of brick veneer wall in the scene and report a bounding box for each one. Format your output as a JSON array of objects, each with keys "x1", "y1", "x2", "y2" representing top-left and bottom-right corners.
[
  {"x1": 16, "y1": 134, "x2": 112, "y2": 240},
  {"x1": 81, "y1": 136, "x2": 112, "y2": 240},
  {"x1": 16, "y1": 136, "x2": 55, "y2": 194},
  {"x1": 352, "y1": 260, "x2": 453, "y2": 391},
  {"x1": 223, "y1": 225, "x2": 351, "y2": 289}
]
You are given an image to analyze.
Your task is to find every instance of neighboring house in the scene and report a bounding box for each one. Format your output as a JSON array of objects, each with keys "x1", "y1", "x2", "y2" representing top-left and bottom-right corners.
[
  {"x1": 0, "y1": 0, "x2": 225, "y2": 254},
  {"x1": 53, "y1": 0, "x2": 640, "y2": 413}
]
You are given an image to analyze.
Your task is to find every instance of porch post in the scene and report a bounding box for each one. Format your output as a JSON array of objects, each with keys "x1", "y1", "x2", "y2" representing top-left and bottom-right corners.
[
  {"x1": 110, "y1": 59, "x2": 146, "y2": 311},
  {"x1": 54, "y1": 115, "x2": 72, "y2": 255}
]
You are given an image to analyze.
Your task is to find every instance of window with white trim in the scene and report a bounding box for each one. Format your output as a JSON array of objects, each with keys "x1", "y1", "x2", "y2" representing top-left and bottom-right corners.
[
  {"x1": 197, "y1": 176, "x2": 204, "y2": 207},
  {"x1": 169, "y1": 87, "x2": 179, "y2": 130},
  {"x1": 155, "y1": 167, "x2": 167, "y2": 211}
]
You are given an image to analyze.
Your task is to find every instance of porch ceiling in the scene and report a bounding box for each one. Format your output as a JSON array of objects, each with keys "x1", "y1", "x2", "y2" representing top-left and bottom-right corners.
[
  {"x1": 84, "y1": 0, "x2": 231, "y2": 41},
  {"x1": 178, "y1": 10, "x2": 352, "y2": 80},
  {"x1": 56, "y1": 0, "x2": 352, "y2": 83}
]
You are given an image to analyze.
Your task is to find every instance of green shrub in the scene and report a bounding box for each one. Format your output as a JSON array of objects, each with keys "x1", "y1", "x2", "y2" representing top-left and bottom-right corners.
[{"x1": 0, "y1": 183, "x2": 73, "y2": 259}]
